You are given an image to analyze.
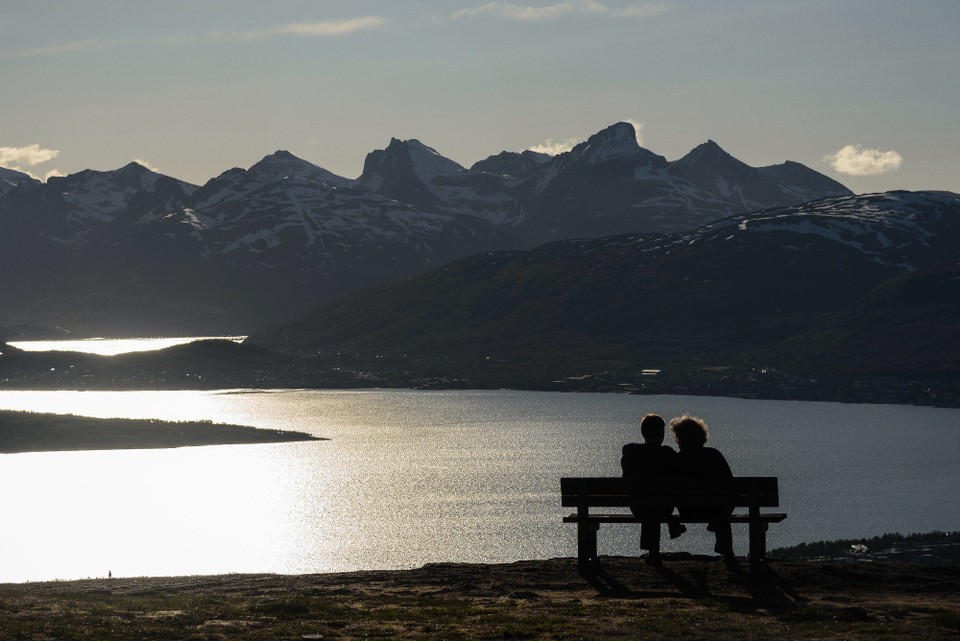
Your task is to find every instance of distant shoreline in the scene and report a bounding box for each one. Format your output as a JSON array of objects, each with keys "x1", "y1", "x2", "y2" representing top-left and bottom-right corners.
[
  {"x1": 0, "y1": 339, "x2": 960, "y2": 408},
  {"x1": 3, "y1": 339, "x2": 959, "y2": 408},
  {"x1": 0, "y1": 410, "x2": 321, "y2": 454}
]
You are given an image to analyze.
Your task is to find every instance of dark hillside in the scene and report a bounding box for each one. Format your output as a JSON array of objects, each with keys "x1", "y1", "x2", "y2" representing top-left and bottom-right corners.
[
  {"x1": 771, "y1": 262, "x2": 960, "y2": 376},
  {"x1": 246, "y1": 192, "x2": 960, "y2": 400}
]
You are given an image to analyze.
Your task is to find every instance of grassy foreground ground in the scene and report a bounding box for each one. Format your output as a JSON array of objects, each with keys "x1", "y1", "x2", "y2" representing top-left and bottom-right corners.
[{"x1": 2, "y1": 556, "x2": 958, "y2": 640}]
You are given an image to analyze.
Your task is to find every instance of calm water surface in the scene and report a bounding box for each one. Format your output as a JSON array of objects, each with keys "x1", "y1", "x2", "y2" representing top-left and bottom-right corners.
[{"x1": 0, "y1": 388, "x2": 958, "y2": 582}]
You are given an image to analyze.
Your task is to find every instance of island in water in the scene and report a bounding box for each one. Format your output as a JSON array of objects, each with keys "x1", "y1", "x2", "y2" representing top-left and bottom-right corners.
[{"x1": 0, "y1": 410, "x2": 322, "y2": 454}]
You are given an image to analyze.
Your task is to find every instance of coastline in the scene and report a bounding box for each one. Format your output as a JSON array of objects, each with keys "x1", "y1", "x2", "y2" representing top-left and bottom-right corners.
[
  {"x1": 3, "y1": 339, "x2": 959, "y2": 408},
  {"x1": 3, "y1": 556, "x2": 958, "y2": 640},
  {"x1": 0, "y1": 410, "x2": 320, "y2": 453}
]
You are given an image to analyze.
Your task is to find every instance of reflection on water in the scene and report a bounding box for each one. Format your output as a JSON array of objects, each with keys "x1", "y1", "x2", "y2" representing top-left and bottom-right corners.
[
  {"x1": 2, "y1": 445, "x2": 303, "y2": 581},
  {"x1": 0, "y1": 389, "x2": 959, "y2": 582},
  {"x1": 7, "y1": 336, "x2": 246, "y2": 356}
]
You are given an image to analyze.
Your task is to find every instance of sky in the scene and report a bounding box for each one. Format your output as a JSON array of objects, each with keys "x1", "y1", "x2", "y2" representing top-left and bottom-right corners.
[{"x1": 1, "y1": 0, "x2": 957, "y2": 194}]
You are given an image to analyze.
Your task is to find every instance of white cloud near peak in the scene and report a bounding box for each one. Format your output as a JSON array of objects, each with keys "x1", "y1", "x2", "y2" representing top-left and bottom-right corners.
[
  {"x1": 134, "y1": 158, "x2": 161, "y2": 173},
  {"x1": 0, "y1": 144, "x2": 62, "y2": 182},
  {"x1": 0, "y1": 144, "x2": 60, "y2": 167},
  {"x1": 453, "y1": 1, "x2": 668, "y2": 21},
  {"x1": 528, "y1": 119, "x2": 644, "y2": 155},
  {"x1": 527, "y1": 137, "x2": 582, "y2": 155},
  {"x1": 626, "y1": 119, "x2": 645, "y2": 146},
  {"x1": 824, "y1": 144, "x2": 903, "y2": 176}
]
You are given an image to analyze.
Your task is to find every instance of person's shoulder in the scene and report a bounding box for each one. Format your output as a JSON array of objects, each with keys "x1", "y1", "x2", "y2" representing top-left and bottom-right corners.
[
  {"x1": 659, "y1": 445, "x2": 679, "y2": 456},
  {"x1": 622, "y1": 442, "x2": 642, "y2": 454}
]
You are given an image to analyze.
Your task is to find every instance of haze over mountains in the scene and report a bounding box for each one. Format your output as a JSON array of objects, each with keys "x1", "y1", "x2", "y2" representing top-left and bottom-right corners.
[{"x1": 0, "y1": 122, "x2": 851, "y2": 336}]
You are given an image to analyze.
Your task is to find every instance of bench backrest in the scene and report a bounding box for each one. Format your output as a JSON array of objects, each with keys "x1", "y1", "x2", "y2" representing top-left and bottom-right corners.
[{"x1": 560, "y1": 476, "x2": 780, "y2": 509}]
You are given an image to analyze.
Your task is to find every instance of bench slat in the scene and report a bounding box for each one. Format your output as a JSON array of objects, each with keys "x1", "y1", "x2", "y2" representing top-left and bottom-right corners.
[
  {"x1": 562, "y1": 512, "x2": 788, "y2": 524},
  {"x1": 560, "y1": 476, "x2": 780, "y2": 508}
]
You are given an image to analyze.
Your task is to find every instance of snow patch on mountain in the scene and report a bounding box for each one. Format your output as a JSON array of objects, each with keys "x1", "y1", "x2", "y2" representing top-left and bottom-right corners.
[{"x1": 404, "y1": 140, "x2": 464, "y2": 182}]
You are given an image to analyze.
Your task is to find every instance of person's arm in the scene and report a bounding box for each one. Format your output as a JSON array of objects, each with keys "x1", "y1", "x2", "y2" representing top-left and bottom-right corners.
[
  {"x1": 621, "y1": 443, "x2": 639, "y2": 477},
  {"x1": 715, "y1": 449, "x2": 733, "y2": 477}
]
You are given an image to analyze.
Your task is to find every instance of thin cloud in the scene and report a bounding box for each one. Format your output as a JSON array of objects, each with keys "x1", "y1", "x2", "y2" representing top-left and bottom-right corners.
[
  {"x1": 235, "y1": 16, "x2": 388, "y2": 40},
  {"x1": 454, "y1": 2, "x2": 576, "y2": 20},
  {"x1": 824, "y1": 144, "x2": 903, "y2": 176},
  {"x1": 0, "y1": 144, "x2": 60, "y2": 167},
  {"x1": 527, "y1": 137, "x2": 582, "y2": 155},
  {"x1": 453, "y1": 1, "x2": 668, "y2": 21},
  {"x1": 6, "y1": 38, "x2": 121, "y2": 58},
  {"x1": 7, "y1": 17, "x2": 386, "y2": 58}
]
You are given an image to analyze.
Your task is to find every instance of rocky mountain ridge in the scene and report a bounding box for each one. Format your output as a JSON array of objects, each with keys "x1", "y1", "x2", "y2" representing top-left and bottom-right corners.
[{"x1": 0, "y1": 123, "x2": 851, "y2": 335}]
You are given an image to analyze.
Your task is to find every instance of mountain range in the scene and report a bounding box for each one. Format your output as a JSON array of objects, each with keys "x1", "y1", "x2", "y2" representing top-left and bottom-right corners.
[
  {"x1": 0, "y1": 122, "x2": 850, "y2": 336},
  {"x1": 246, "y1": 190, "x2": 960, "y2": 400}
]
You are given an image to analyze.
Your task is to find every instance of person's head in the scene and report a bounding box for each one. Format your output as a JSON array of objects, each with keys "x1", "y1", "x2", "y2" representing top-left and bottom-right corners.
[
  {"x1": 670, "y1": 415, "x2": 708, "y2": 450},
  {"x1": 639, "y1": 413, "x2": 666, "y2": 444}
]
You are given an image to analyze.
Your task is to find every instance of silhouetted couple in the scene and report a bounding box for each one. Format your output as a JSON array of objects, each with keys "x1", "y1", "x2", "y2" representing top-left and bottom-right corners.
[{"x1": 621, "y1": 413, "x2": 734, "y2": 564}]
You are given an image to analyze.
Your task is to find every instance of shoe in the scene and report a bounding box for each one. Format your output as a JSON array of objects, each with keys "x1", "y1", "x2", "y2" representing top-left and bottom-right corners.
[
  {"x1": 644, "y1": 551, "x2": 663, "y2": 566},
  {"x1": 668, "y1": 522, "x2": 686, "y2": 539}
]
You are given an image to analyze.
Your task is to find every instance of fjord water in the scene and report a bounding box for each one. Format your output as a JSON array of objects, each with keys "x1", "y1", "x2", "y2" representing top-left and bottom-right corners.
[{"x1": 0, "y1": 388, "x2": 958, "y2": 583}]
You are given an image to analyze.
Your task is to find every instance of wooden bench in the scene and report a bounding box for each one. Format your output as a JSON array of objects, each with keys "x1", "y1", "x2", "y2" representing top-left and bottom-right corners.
[{"x1": 561, "y1": 476, "x2": 787, "y2": 577}]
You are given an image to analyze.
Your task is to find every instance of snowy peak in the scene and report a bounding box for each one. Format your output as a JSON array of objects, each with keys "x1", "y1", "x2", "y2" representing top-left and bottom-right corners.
[
  {"x1": 402, "y1": 139, "x2": 464, "y2": 180},
  {"x1": 674, "y1": 140, "x2": 743, "y2": 169},
  {"x1": 116, "y1": 160, "x2": 154, "y2": 175},
  {"x1": 702, "y1": 191, "x2": 960, "y2": 272},
  {"x1": 247, "y1": 150, "x2": 351, "y2": 187},
  {"x1": 669, "y1": 139, "x2": 851, "y2": 212},
  {"x1": 41, "y1": 163, "x2": 196, "y2": 221},
  {"x1": 567, "y1": 121, "x2": 656, "y2": 166},
  {"x1": 362, "y1": 138, "x2": 463, "y2": 183},
  {"x1": 0, "y1": 166, "x2": 39, "y2": 195},
  {"x1": 359, "y1": 137, "x2": 465, "y2": 210},
  {"x1": 190, "y1": 150, "x2": 352, "y2": 212},
  {"x1": 0, "y1": 166, "x2": 35, "y2": 183},
  {"x1": 671, "y1": 139, "x2": 762, "y2": 188},
  {"x1": 249, "y1": 149, "x2": 311, "y2": 175},
  {"x1": 470, "y1": 150, "x2": 551, "y2": 180}
]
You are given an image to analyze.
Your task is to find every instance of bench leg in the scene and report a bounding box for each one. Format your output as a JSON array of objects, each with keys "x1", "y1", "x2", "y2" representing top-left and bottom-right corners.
[
  {"x1": 748, "y1": 520, "x2": 767, "y2": 577},
  {"x1": 577, "y1": 521, "x2": 599, "y2": 572}
]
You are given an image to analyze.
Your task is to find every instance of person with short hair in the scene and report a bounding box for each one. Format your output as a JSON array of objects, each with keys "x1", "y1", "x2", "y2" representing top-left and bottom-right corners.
[
  {"x1": 669, "y1": 415, "x2": 736, "y2": 563},
  {"x1": 621, "y1": 413, "x2": 685, "y2": 563}
]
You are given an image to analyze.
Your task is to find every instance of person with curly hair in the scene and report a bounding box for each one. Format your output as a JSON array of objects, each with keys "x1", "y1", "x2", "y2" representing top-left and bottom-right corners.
[{"x1": 670, "y1": 415, "x2": 736, "y2": 563}]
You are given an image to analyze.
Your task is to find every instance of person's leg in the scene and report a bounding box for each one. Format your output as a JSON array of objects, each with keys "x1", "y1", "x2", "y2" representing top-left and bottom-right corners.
[
  {"x1": 640, "y1": 519, "x2": 661, "y2": 560},
  {"x1": 712, "y1": 519, "x2": 734, "y2": 557}
]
